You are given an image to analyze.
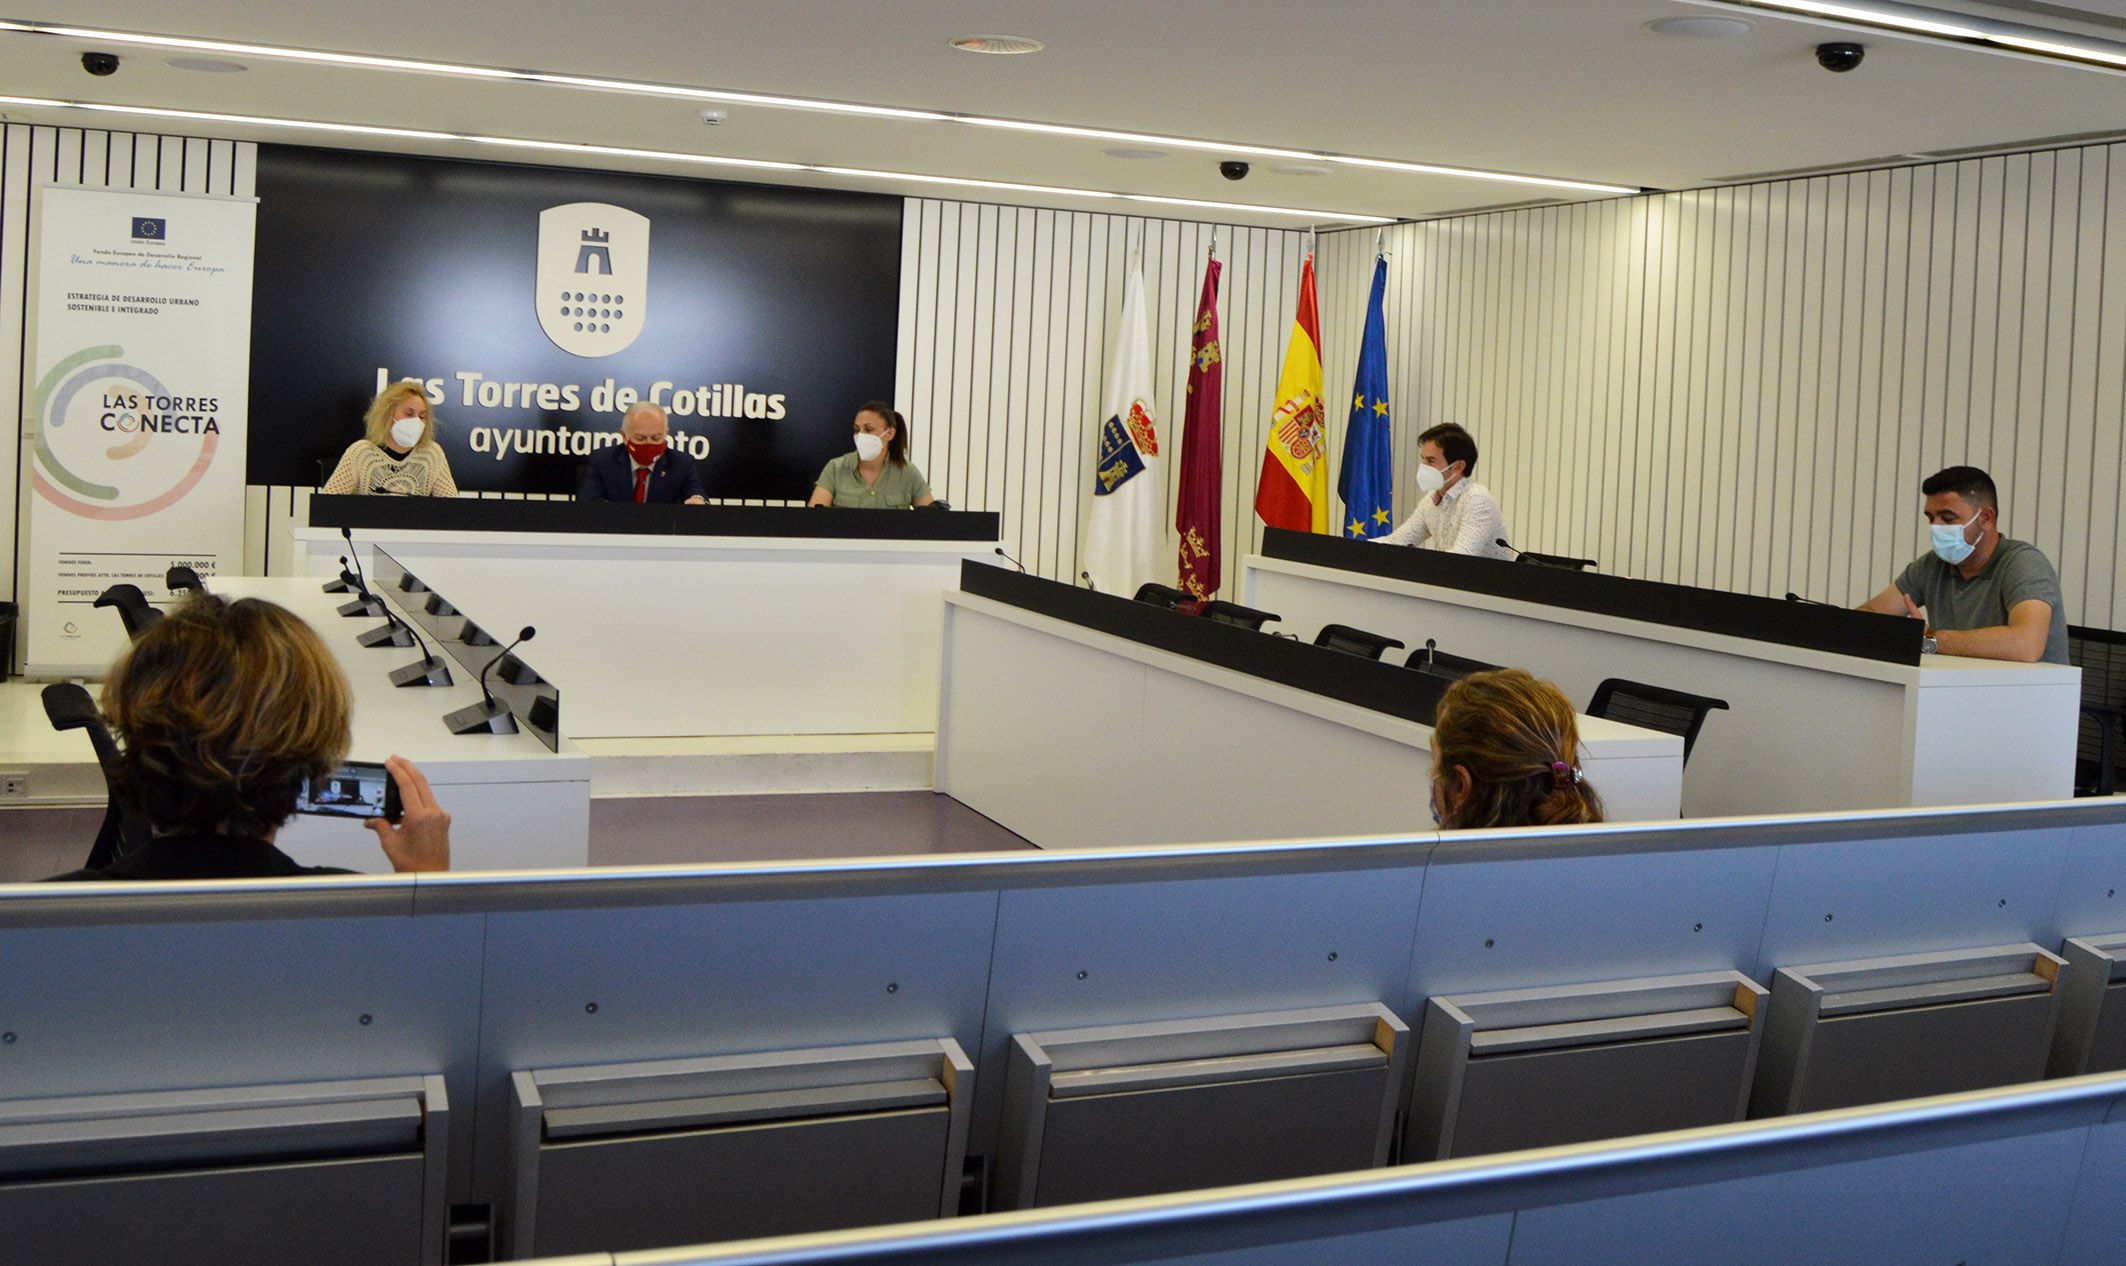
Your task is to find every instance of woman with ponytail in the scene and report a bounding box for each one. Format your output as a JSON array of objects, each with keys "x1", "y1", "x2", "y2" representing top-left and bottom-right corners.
[
  {"x1": 1429, "y1": 668, "x2": 1606, "y2": 830},
  {"x1": 808, "y1": 401, "x2": 936, "y2": 508}
]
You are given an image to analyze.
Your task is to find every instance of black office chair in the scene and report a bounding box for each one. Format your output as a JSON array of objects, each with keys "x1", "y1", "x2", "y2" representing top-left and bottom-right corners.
[
  {"x1": 1202, "y1": 600, "x2": 1278, "y2": 631},
  {"x1": 1587, "y1": 678, "x2": 1731, "y2": 767},
  {"x1": 2069, "y1": 625, "x2": 2126, "y2": 797},
  {"x1": 41, "y1": 683, "x2": 145, "y2": 871},
  {"x1": 1132, "y1": 582, "x2": 1195, "y2": 611},
  {"x1": 164, "y1": 566, "x2": 204, "y2": 594},
  {"x1": 1405, "y1": 639, "x2": 1503, "y2": 683},
  {"x1": 1516, "y1": 550, "x2": 1597, "y2": 571},
  {"x1": 93, "y1": 584, "x2": 163, "y2": 639},
  {"x1": 1313, "y1": 624, "x2": 1405, "y2": 660}
]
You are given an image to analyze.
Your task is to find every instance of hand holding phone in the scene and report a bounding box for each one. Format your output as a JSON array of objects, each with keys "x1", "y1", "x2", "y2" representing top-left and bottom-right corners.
[{"x1": 365, "y1": 756, "x2": 451, "y2": 873}]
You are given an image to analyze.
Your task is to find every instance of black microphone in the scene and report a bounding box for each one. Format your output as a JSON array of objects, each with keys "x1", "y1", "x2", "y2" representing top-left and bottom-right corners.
[
  {"x1": 322, "y1": 553, "x2": 355, "y2": 595},
  {"x1": 993, "y1": 547, "x2": 1027, "y2": 573},
  {"x1": 335, "y1": 537, "x2": 387, "y2": 617},
  {"x1": 482, "y1": 627, "x2": 536, "y2": 709},
  {"x1": 341, "y1": 527, "x2": 371, "y2": 593},
  {"x1": 355, "y1": 603, "x2": 418, "y2": 648},
  {"x1": 1785, "y1": 591, "x2": 1840, "y2": 608},
  {"x1": 1080, "y1": 570, "x2": 1097, "y2": 592},
  {"x1": 387, "y1": 606, "x2": 454, "y2": 688},
  {"x1": 1494, "y1": 538, "x2": 1522, "y2": 557},
  {"x1": 444, "y1": 626, "x2": 536, "y2": 736}
]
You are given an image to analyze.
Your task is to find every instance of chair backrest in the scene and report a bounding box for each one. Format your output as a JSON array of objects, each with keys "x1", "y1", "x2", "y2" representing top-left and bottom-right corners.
[
  {"x1": 1587, "y1": 677, "x2": 1731, "y2": 765},
  {"x1": 93, "y1": 584, "x2": 162, "y2": 638},
  {"x1": 2068, "y1": 625, "x2": 2126, "y2": 796},
  {"x1": 1201, "y1": 600, "x2": 1278, "y2": 631},
  {"x1": 165, "y1": 565, "x2": 204, "y2": 593},
  {"x1": 1404, "y1": 639, "x2": 1502, "y2": 682},
  {"x1": 1312, "y1": 623, "x2": 1405, "y2": 660},
  {"x1": 41, "y1": 682, "x2": 141, "y2": 870},
  {"x1": 1132, "y1": 582, "x2": 1193, "y2": 611},
  {"x1": 1516, "y1": 550, "x2": 1597, "y2": 571}
]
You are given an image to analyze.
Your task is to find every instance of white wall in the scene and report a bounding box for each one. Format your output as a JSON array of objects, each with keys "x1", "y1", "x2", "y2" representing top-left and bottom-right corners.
[
  {"x1": 893, "y1": 200, "x2": 1303, "y2": 594},
  {"x1": 1316, "y1": 144, "x2": 2126, "y2": 629}
]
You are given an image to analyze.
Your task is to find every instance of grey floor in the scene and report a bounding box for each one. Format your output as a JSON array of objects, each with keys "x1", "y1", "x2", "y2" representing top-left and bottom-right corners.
[{"x1": 1, "y1": 793, "x2": 1031, "y2": 882}]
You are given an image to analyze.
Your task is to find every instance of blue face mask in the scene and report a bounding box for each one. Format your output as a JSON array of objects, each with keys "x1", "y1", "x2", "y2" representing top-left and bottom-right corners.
[{"x1": 1929, "y1": 514, "x2": 1982, "y2": 565}]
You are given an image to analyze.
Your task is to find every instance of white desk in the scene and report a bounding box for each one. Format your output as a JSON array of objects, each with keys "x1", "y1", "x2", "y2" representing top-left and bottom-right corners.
[
  {"x1": 1244, "y1": 554, "x2": 2082, "y2": 817},
  {"x1": 217, "y1": 578, "x2": 591, "y2": 873},
  {"x1": 935, "y1": 590, "x2": 1684, "y2": 849},
  {"x1": 293, "y1": 525, "x2": 992, "y2": 740}
]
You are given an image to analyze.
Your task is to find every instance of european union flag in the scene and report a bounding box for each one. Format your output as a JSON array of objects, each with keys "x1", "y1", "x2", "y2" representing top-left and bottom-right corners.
[
  {"x1": 130, "y1": 217, "x2": 166, "y2": 242},
  {"x1": 1337, "y1": 257, "x2": 1393, "y2": 539}
]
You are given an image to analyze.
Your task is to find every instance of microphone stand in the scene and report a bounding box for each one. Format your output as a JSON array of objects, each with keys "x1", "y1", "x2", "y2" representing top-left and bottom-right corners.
[{"x1": 445, "y1": 627, "x2": 536, "y2": 735}]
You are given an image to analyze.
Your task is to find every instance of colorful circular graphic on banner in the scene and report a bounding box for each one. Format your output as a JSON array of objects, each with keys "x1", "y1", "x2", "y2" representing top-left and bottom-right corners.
[{"x1": 31, "y1": 344, "x2": 222, "y2": 521}]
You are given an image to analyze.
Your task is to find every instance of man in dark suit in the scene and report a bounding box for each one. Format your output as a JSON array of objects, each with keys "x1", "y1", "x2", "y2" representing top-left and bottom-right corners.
[{"x1": 577, "y1": 402, "x2": 708, "y2": 504}]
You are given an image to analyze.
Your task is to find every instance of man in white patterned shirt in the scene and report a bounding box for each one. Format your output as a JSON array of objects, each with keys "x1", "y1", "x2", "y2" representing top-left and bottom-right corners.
[{"x1": 1378, "y1": 423, "x2": 1512, "y2": 559}]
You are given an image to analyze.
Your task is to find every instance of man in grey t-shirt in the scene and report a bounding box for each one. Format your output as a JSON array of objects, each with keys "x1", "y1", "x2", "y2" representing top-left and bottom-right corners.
[{"x1": 1858, "y1": 466, "x2": 2068, "y2": 664}]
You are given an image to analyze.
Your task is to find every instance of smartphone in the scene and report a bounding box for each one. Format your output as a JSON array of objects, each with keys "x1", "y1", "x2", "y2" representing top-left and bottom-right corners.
[{"x1": 294, "y1": 760, "x2": 401, "y2": 820}]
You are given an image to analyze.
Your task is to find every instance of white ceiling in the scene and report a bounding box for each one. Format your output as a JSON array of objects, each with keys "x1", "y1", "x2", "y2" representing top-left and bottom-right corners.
[{"x1": 4, "y1": 0, "x2": 2126, "y2": 226}]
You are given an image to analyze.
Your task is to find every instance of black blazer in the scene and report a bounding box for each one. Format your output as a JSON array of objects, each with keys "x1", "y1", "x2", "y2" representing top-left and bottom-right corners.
[
  {"x1": 46, "y1": 833, "x2": 353, "y2": 881},
  {"x1": 576, "y1": 444, "x2": 707, "y2": 504}
]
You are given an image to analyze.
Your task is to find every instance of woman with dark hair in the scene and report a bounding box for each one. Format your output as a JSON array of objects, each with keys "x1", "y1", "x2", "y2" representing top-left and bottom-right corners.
[
  {"x1": 47, "y1": 593, "x2": 451, "y2": 880},
  {"x1": 1429, "y1": 668, "x2": 1606, "y2": 830},
  {"x1": 807, "y1": 400, "x2": 936, "y2": 508}
]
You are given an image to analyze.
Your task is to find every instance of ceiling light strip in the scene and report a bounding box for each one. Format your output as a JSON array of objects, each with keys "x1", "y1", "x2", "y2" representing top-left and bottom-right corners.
[
  {"x1": 0, "y1": 18, "x2": 1636, "y2": 195},
  {"x1": 0, "y1": 95, "x2": 1389, "y2": 222}
]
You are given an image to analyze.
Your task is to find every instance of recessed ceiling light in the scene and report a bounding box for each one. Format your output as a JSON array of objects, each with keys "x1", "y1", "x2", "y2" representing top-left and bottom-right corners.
[
  {"x1": 166, "y1": 56, "x2": 248, "y2": 73},
  {"x1": 1270, "y1": 163, "x2": 1332, "y2": 177},
  {"x1": 950, "y1": 35, "x2": 1045, "y2": 55},
  {"x1": 1102, "y1": 147, "x2": 1168, "y2": 160},
  {"x1": 1642, "y1": 16, "x2": 1754, "y2": 38}
]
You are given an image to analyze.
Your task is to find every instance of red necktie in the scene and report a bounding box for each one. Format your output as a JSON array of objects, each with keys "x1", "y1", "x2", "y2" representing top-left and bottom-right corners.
[{"x1": 632, "y1": 466, "x2": 649, "y2": 503}]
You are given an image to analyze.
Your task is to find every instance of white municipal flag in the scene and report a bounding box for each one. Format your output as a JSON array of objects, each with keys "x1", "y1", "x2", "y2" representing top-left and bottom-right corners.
[{"x1": 1082, "y1": 258, "x2": 1165, "y2": 595}]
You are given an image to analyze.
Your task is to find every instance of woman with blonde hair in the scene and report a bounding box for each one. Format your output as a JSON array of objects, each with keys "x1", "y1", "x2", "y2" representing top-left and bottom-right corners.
[
  {"x1": 48, "y1": 592, "x2": 450, "y2": 879},
  {"x1": 321, "y1": 379, "x2": 459, "y2": 496},
  {"x1": 1429, "y1": 668, "x2": 1605, "y2": 830}
]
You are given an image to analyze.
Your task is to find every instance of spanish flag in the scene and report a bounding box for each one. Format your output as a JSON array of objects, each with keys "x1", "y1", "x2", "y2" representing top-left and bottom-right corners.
[{"x1": 1254, "y1": 253, "x2": 1327, "y2": 533}]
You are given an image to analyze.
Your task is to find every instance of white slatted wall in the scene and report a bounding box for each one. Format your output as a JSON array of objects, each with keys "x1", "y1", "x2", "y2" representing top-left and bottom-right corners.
[
  {"x1": 894, "y1": 199, "x2": 1303, "y2": 595},
  {"x1": 1315, "y1": 144, "x2": 2126, "y2": 629},
  {"x1": 2, "y1": 125, "x2": 256, "y2": 607}
]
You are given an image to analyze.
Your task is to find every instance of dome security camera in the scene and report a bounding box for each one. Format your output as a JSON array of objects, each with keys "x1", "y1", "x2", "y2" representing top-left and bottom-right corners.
[
  {"x1": 81, "y1": 51, "x2": 120, "y2": 76},
  {"x1": 1815, "y1": 42, "x2": 1864, "y2": 72},
  {"x1": 1219, "y1": 160, "x2": 1250, "y2": 181}
]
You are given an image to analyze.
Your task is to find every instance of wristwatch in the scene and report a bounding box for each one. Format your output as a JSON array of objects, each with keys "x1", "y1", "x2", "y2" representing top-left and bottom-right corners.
[{"x1": 1920, "y1": 635, "x2": 1939, "y2": 655}]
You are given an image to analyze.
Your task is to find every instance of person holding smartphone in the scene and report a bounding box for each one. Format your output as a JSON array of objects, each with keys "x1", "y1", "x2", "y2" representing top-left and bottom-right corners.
[{"x1": 46, "y1": 593, "x2": 451, "y2": 880}]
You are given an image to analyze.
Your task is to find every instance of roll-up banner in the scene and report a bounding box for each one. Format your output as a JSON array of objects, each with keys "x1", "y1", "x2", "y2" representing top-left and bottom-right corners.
[{"x1": 21, "y1": 185, "x2": 256, "y2": 676}]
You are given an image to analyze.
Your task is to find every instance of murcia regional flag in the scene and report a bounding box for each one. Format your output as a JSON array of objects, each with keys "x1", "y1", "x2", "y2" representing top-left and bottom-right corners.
[
  {"x1": 1082, "y1": 257, "x2": 1165, "y2": 594},
  {"x1": 1254, "y1": 253, "x2": 1327, "y2": 533}
]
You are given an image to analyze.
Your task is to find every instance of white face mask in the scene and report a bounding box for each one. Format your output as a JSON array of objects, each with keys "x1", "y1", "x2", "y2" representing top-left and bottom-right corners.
[
  {"x1": 853, "y1": 432, "x2": 886, "y2": 462},
  {"x1": 389, "y1": 416, "x2": 425, "y2": 450},
  {"x1": 1415, "y1": 462, "x2": 1450, "y2": 495},
  {"x1": 1929, "y1": 513, "x2": 1983, "y2": 565}
]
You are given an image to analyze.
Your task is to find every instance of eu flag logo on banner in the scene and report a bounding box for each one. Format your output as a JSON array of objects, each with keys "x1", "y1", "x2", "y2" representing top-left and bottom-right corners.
[
  {"x1": 130, "y1": 217, "x2": 167, "y2": 242},
  {"x1": 1337, "y1": 256, "x2": 1393, "y2": 539}
]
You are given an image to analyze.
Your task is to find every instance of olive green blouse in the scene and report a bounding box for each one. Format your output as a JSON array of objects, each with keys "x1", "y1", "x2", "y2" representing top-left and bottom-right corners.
[{"x1": 814, "y1": 452, "x2": 932, "y2": 508}]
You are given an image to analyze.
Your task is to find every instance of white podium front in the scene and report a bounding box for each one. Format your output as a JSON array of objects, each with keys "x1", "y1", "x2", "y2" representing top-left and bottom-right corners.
[
  {"x1": 1244, "y1": 552, "x2": 2081, "y2": 818},
  {"x1": 936, "y1": 584, "x2": 1684, "y2": 850},
  {"x1": 293, "y1": 510, "x2": 997, "y2": 740},
  {"x1": 214, "y1": 578, "x2": 591, "y2": 873}
]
